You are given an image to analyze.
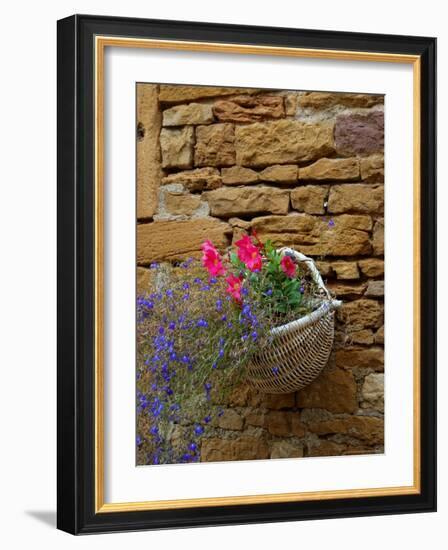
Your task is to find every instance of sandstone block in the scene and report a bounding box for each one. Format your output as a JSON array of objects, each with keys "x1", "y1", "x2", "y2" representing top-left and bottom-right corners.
[
  {"x1": 213, "y1": 94, "x2": 285, "y2": 122},
  {"x1": 360, "y1": 154, "x2": 384, "y2": 182},
  {"x1": 290, "y1": 186, "x2": 328, "y2": 214},
  {"x1": 335, "y1": 111, "x2": 384, "y2": 156},
  {"x1": 308, "y1": 416, "x2": 384, "y2": 445},
  {"x1": 296, "y1": 368, "x2": 357, "y2": 413},
  {"x1": 347, "y1": 329, "x2": 375, "y2": 346},
  {"x1": 374, "y1": 326, "x2": 385, "y2": 345},
  {"x1": 270, "y1": 441, "x2": 304, "y2": 459},
  {"x1": 331, "y1": 261, "x2": 360, "y2": 280},
  {"x1": 162, "y1": 167, "x2": 221, "y2": 192},
  {"x1": 259, "y1": 164, "x2": 298, "y2": 184},
  {"x1": 162, "y1": 102, "x2": 214, "y2": 126},
  {"x1": 160, "y1": 126, "x2": 194, "y2": 169},
  {"x1": 137, "y1": 218, "x2": 231, "y2": 263},
  {"x1": 335, "y1": 347, "x2": 384, "y2": 371},
  {"x1": 327, "y1": 184, "x2": 384, "y2": 214},
  {"x1": 361, "y1": 373, "x2": 384, "y2": 411},
  {"x1": 251, "y1": 214, "x2": 372, "y2": 256},
  {"x1": 235, "y1": 120, "x2": 334, "y2": 166},
  {"x1": 265, "y1": 411, "x2": 305, "y2": 437},
  {"x1": 327, "y1": 282, "x2": 367, "y2": 300},
  {"x1": 245, "y1": 409, "x2": 266, "y2": 428},
  {"x1": 358, "y1": 258, "x2": 384, "y2": 277},
  {"x1": 221, "y1": 166, "x2": 259, "y2": 185},
  {"x1": 194, "y1": 123, "x2": 236, "y2": 167},
  {"x1": 217, "y1": 409, "x2": 244, "y2": 431},
  {"x1": 298, "y1": 92, "x2": 384, "y2": 110},
  {"x1": 299, "y1": 158, "x2": 359, "y2": 181},
  {"x1": 137, "y1": 84, "x2": 162, "y2": 218},
  {"x1": 201, "y1": 436, "x2": 269, "y2": 462},
  {"x1": 261, "y1": 392, "x2": 296, "y2": 410},
  {"x1": 136, "y1": 267, "x2": 155, "y2": 295},
  {"x1": 159, "y1": 85, "x2": 260, "y2": 104},
  {"x1": 337, "y1": 299, "x2": 384, "y2": 329},
  {"x1": 203, "y1": 186, "x2": 290, "y2": 217},
  {"x1": 373, "y1": 218, "x2": 384, "y2": 255},
  {"x1": 365, "y1": 280, "x2": 384, "y2": 297},
  {"x1": 306, "y1": 439, "x2": 346, "y2": 457}
]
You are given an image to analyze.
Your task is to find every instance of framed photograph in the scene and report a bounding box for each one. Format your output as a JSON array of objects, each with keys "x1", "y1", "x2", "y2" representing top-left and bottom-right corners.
[{"x1": 57, "y1": 14, "x2": 436, "y2": 534}]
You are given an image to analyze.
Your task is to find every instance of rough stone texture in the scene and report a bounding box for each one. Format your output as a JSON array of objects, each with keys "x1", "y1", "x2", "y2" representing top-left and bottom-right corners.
[
  {"x1": 307, "y1": 439, "x2": 346, "y2": 457},
  {"x1": 136, "y1": 84, "x2": 162, "y2": 218},
  {"x1": 162, "y1": 188, "x2": 204, "y2": 217},
  {"x1": 265, "y1": 411, "x2": 305, "y2": 437},
  {"x1": 162, "y1": 102, "x2": 214, "y2": 126},
  {"x1": 251, "y1": 214, "x2": 372, "y2": 256},
  {"x1": 160, "y1": 126, "x2": 194, "y2": 169},
  {"x1": 347, "y1": 329, "x2": 375, "y2": 346},
  {"x1": 373, "y1": 218, "x2": 385, "y2": 255},
  {"x1": 290, "y1": 186, "x2": 328, "y2": 214},
  {"x1": 335, "y1": 111, "x2": 384, "y2": 156},
  {"x1": 360, "y1": 154, "x2": 384, "y2": 182},
  {"x1": 337, "y1": 299, "x2": 384, "y2": 330},
  {"x1": 298, "y1": 92, "x2": 384, "y2": 110},
  {"x1": 217, "y1": 409, "x2": 244, "y2": 431},
  {"x1": 308, "y1": 416, "x2": 384, "y2": 444},
  {"x1": 299, "y1": 158, "x2": 359, "y2": 181},
  {"x1": 328, "y1": 184, "x2": 384, "y2": 214},
  {"x1": 137, "y1": 267, "x2": 154, "y2": 295},
  {"x1": 203, "y1": 186, "x2": 290, "y2": 217},
  {"x1": 194, "y1": 123, "x2": 236, "y2": 167},
  {"x1": 137, "y1": 218, "x2": 231, "y2": 263},
  {"x1": 335, "y1": 347, "x2": 384, "y2": 371},
  {"x1": 221, "y1": 166, "x2": 259, "y2": 185},
  {"x1": 296, "y1": 368, "x2": 357, "y2": 413},
  {"x1": 259, "y1": 165, "x2": 298, "y2": 184},
  {"x1": 162, "y1": 167, "x2": 221, "y2": 192},
  {"x1": 270, "y1": 441, "x2": 304, "y2": 459},
  {"x1": 235, "y1": 120, "x2": 334, "y2": 166},
  {"x1": 328, "y1": 282, "x2": 367, "y2": 300},
  {"x1": 375, "y1": 326, "x2": 385, "y2": 345},
  {"x1": 365, "y1": 280, "x2": 385, "y2": 297},
  {"x1": 201, "y1": 436, "x2": 270, "y2": 462},
  {"x1": 159, "y1": 85, "x2": 260, "y2": 104},
  {"x1": 361, "y1": 373, "x2": 384, "y2": 411},
  {"x1": 358, "y1": 258, "x2": 385, "y2": 277},
  {"x1": 331, "y1": 261, "x2": 360, "y2": 280},
  {"x1": 213, "y1": 95, "x2": 285, "y2": 122}
]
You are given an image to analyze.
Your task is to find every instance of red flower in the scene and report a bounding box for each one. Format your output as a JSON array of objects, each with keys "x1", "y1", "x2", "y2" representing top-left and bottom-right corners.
[
  {"x1": 280, "y1": 255, "x2": 297, "y2": 278},
  {"x1": 235, "y1": 235, "x2": 263, "y2": 272},
  {"x1": 225, "y1": 274, "x2": 244, "y2": 303},
  {"x1": 201, "y1": 240, "x2": 226, "y2": 277}
]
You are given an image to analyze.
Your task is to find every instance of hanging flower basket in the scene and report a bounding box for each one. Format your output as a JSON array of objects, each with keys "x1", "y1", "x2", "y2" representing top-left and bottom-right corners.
[{"x1": 246, "y1": 248, "x2": 342, "y2": 394}]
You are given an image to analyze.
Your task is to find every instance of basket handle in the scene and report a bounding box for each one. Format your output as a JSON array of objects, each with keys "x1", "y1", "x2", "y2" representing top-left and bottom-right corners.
[{"x1": 278, "y1": 247, "x2": 342, "y2": 310}]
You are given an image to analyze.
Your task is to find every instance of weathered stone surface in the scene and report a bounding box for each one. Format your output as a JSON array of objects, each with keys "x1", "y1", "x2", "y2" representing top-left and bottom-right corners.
[
  {"x1": 335, "y1": 111, "x2": 384, "y2": 156},
  {"x1": 328, "y1": 282, "x2": 367, "y2": 300},
  {"x1": 245, "y1": 409, "x2": 266, "y2": 427},
  {"x1": 328, "y1": 184, "x2": 384, "y2": 214},
  {"x1": 235, "y1": 120, "x2": 334, "y2": 167},
  {"x1": 306, "y1": 439, "x2": 346, "y2": 457},
  {"x1": 290, "y1": 186, "x2": 328, "y2": 214},
  {"x1": 162, "y1": 102, "x2": 214, "y2": 126},
  {"x1": 159, "y1": 85, "x2": 260, "y2": 104},
  {"x1": 373, "y1": 218, "x2": 384, "y2": 255},
  {"x1": 201, "y1": 436, "x2": 270, "y2": 462},
  {"x1": 163, "y1": 189, "x2": 204, "y2": 217},
  {"x1": 270, "y1": 441, "x2": 303, "y2": 459},
  {"x1": 162, "y1": 167, "x2": 221, "y2": 192},
  {"x1": 228, "y1": 217, "x2": 252, "y2": 243},
  {"x1": 260, "y1": 393, "x2": 296, "y2": 410},
  {"x1": 203, "y1": 186, "x2": 290, "y2": 217},
  {"x1": 228, "y1": 384, "x2": 252, "y2": 407},
  {"x1": 299, "y1": 158, "x2": 359, "y2": 181},
  {"x1": 361, "y1": 373, "x2": 384, "y2": 411},
  {"x1": 331, "y1": 261, "x2": 360, "y2": 280},
  {"x1": 296, "y1": 368, "x2": 357, "y2": 413},
  {"x1": 137, "y1": 84, "x2": 162, "y2": 218},
  {"x1": 213, "y1": 95, "x2": 285, "y2": 122},
  {"x1": 137, "y1": 218, "x2": 231, "y2": 263},
  {"x1": 335, "y1": 347, "x2": 384, "y2": 371},
  {"x1": 360, "y1": 154, "x2": 384, "y2": 182},
  {"x1": 221, "y1": 166, "x2": 259, "y2": 185},
  {"x1": 314, "y1": 260, "x2": 333, "y2": 277},
  {"x1": 349, "y1": 329, "x2": 375, "y2": 346},
  {"x1": 308, "y1": 416, "x2": 384, "y2": 445},
  {"x1": 358, "y1": 258, "x2": 384, "y2": 277},
  {"x1": 265, "y1": 411, "x2": 305, "y2": 437},
  {"x1": 194, "y1": 123, "x2": 236, "y2": 167},
  {"x1": 136, "y1": 267, "x2": 155, "y2": 295},
  {"x1": 337, "y1": 299, "x2": 384, "y2": 329},
  {"x1": 217, "y1": 409, "x2": 244, "y2": 431},
  {"x1": 251, "y1": 214, "x2": 372, "y2": 256},
  {"x1": 298, "y1": 92, "x2": 384, "y2": 110},
  {"x1": 365, "y1": 280, "x2": 384, "y2": 297},
  {"x1": 284, "y1": 93, "x2": 299, "y2": 115},
  {"x1": 374, "y1": 326, "x2": 384, "y2": 345},
  {"x1": 160, "y1": 126, "x2": 194, "y2": 169},
  {"x1": 259, "y1": 165, "x2": 298, "y2": 184}
]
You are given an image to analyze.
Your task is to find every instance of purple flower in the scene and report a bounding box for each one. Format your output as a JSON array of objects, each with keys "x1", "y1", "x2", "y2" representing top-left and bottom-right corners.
[
  {"x1": 328, "y1": 219, "x2": 335, "y2": 228},
  {"x1": 188, "y1": 442, "x2": 197, "y2": 451},
  {"x1": 196, "y1": 318, "x2": 208, "y2": 328},
  {"x1": 168, "y1": 321, "x2": 176, "y2": 330},
  {"x1": 194, "y1": 424, "x2": 204, "y2": 436},
  {"x1": 204, "y1": 415, "x2": 212, "y2": 424},
  {"x1": 265, "y1": 288, "x2": 273, "y2": 296},
  {"x1": 272, "y1": 366, "x2": 280, "y2": 376},
  {"x1": 149, "y1": 262, "x2": 159, "y2": 269}
]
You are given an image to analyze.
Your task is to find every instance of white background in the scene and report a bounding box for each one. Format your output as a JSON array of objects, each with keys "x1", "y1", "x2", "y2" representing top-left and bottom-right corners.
[
  {"x1": 0, "y1": 0, "x2": 445, "y2": 548},
  {"x1": 105, "y1": 48, "x2": 414, "y2": 502}
]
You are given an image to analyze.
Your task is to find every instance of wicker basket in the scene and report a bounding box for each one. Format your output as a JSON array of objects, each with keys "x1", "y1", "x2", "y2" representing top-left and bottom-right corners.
[{"x1": 246, "y1": 248, "x2": 342, "y2": 394}]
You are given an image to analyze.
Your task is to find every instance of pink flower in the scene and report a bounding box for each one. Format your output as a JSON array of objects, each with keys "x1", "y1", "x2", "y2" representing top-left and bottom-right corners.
[
  {"x1": 280, "y1": 255, "x2": 297, "y2": 278},
  {"x1": 235, "y1": 235, "x2": 263, "y2": 272},
  {"x1": 201, "y1": 240, "x2": 225, "y2": 277},
  {"x1": 225, "y1": 274, "x2": 244, "y2": 303}
]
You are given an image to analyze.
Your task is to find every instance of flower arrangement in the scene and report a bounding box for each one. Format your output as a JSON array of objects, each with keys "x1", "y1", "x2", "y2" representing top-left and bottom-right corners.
[{"x1": 137, "y1": 233, "x2": 323, "y2": 465}]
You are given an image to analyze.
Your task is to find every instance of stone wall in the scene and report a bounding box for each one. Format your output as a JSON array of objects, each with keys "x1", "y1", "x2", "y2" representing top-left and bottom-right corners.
[{"x1": 137, "y1": 83, "x2": 385, "y2": 460}]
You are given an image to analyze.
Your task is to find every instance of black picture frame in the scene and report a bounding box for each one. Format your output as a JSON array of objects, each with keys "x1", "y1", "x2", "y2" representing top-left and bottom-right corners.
[{"x1": 57, "y1": 14, "x2": 437, "y2": 534}]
